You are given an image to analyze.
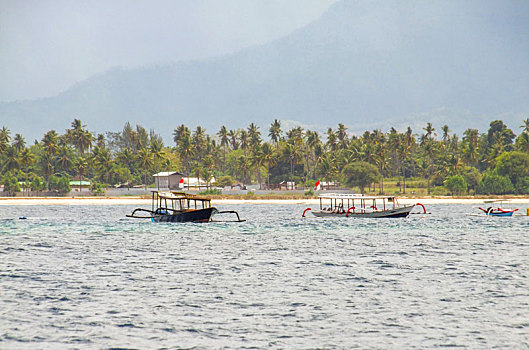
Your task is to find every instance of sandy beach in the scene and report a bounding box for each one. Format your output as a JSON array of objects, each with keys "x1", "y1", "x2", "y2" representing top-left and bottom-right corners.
[{"x1": 1, "y1": 196, "x2": 529, "y2": 206}]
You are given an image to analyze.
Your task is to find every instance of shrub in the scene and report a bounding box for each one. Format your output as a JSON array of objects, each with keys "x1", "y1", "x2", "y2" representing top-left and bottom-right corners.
[
  {"x1": 214, "y1": 175, "x2": 234, "y2": 188},
  {"x1": 462, "y1": 167, "x2": 481, "y2": 193},
  {"x1": 30, "y1": 175, "x2": 46, "y2": 192},
  {"x1": 477, "y1": 173, "x2": 514, "y2": 195},
  {"x1": 2, "y1": 172, "x2": 20, "y2": 196},
  {"x1": 48, "y1": 175, "x2": 71, "y2": 193},
  {"x1": 198, "y1": 188, "x2": 222, "y2": 195},
  {"x1": 494, "y1": 151, "x2": 529, "y2": 194},
  {"x1": 430, "y1": 186, "x2": 447, "y2": 196},
  {"x1": 90, "y1": 182, "x2": 105, "y2": 196},
  {"x1": 515, "y1": 176, "x2": 529, "y2": 194},
  {"x1": 444, "y1": 175, "x2": 468, "y2": 195}
]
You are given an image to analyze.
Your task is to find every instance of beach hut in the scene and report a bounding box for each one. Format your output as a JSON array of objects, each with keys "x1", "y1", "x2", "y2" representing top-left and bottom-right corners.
[{"x1": 153, "y1": 171, "x2": 186, "y2": 190}]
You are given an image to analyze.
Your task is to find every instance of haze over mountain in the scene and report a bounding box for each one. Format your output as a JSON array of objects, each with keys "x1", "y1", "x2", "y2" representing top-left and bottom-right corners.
[{"x1": 1, "y1": 0, "x2": 528, "y2": 143}]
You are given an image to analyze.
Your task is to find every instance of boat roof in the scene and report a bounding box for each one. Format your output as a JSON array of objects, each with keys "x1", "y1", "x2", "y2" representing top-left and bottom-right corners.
[
  {"x1": 153, "y1": 191, "x2": 211, "y2": 202},
  {"x1": 483, "y1": 199, "x2": 510, "y2": 203},
  {"x1": 153, "y1": 171, "x2": 186, "y2": 177},
  {"x1": 318, "y1": 193, "x2": 395, "y2": 200}
]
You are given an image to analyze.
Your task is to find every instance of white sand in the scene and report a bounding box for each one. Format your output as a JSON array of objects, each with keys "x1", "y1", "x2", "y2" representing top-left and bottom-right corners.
[{"x1": 1, "y1": 196, "x2": 529, "y2": 206}]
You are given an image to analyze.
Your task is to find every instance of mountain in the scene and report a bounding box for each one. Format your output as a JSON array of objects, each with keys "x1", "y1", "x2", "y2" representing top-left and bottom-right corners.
[{"x1": 2, "y1": 0, "x2": 529, "y2": 143}]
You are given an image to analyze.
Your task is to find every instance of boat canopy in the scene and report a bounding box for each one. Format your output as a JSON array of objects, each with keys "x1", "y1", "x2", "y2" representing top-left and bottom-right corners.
[
  {"x1": 317, "y1": 193, "x2": 399, "y2": 211},
  {"x1": 155, "y1": 191, "x2": 211, "y2": 201},
  {"x1": 483, "y1": 199, "x2": 510, "y2": 204},
  {"x1": 318, "y1": 193, "x2": 396, "y2": 200},
  {"x1": 151, "y1": 191, "x2": 212, "y2": 212}
]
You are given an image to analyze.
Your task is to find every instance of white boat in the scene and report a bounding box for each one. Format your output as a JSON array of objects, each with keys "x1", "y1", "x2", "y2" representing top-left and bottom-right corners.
[{"x1": 303, "y1": 193, "x2": 419, "y2": 218}]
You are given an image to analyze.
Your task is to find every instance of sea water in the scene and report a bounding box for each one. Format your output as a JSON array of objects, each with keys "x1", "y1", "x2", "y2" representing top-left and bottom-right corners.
[{"x1": 1, "y1": 204, "x2": 528, "y2": 349}]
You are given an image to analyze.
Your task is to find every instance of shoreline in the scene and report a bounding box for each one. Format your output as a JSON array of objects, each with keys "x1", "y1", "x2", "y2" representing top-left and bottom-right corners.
[{"x1": 1, "y1": 196, "x2": 529, "y2": 206}]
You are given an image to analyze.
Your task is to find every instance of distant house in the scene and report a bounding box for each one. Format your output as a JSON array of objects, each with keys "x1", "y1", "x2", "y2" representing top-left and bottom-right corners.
[
  {"x1": 153, "y1": 171, "x2": 186, "y2": 190},
  {"x1": 182, "y1": 176, "x2": 216, "y2": 190},
  {"x1": 70, "y1": 180, "x2": 91, "y2": 192}
]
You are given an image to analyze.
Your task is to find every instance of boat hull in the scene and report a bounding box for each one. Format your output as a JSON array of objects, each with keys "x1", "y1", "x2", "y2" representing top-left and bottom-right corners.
[
  {"x1": 486, "y1": 211, "x2": 515, "y2": 217},
  {"x1": 312, "y1": 205, "x2": 414, "y2": 218},
  {"x1": 153, "y1": 207, "x2": 218, "y2": 223}
]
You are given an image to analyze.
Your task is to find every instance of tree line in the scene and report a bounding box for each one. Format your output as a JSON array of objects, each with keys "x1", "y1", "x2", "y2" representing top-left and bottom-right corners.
[{"x1": 1, "y1": 118, "x2": 529, "y2": 196}]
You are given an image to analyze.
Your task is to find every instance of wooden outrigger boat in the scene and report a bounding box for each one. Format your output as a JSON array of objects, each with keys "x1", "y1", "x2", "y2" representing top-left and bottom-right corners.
[
  {"x1": 478, "y1": 199, "x2": 518, "y2": 217},
  {"x1": 303, "y1": 193, "x2": 421, "y2": 218},
  {"x1": 127, "y1": 191, "x2": 244, "y2": 223}
]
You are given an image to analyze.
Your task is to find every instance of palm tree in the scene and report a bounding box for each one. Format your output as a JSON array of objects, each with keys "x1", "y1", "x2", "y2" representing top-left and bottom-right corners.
[
  {"x1": 78, "y1": 130, "x2": 93, "y2": 155},
  {"x1": 239, "y1": 129, "x2": 249, "y2": 156},
  {"x1": 19, "y1": 148, "x2": 35, "y2": 172},
  {"x1": 191, "y1": 127, "x2": 207, "y2": 166},
  {"x1": 217, "y1": 125, "x2": 229, "y2": 166},
  {"x1": 137, "y1": 147, "x2": 153, "y2": 189},
  {"x1": 269, "y1": 119, "x2": 282, "y2": 148},
  {"x1": 39, "y1": 152, "x2": 55, "y2": 180},
  {"x1": 75, "y1": 157, "x2": 88, "y2": 190},
  {"x1": 42, "y1": 130, "x2": 59, "y2": 155},
  {"x1": 96, "y1": 134, "x2": 106, "y2": 148},
  {"x1": 0, "y1": 126, "x2": 12, "y2": 154},
  {"x1": 260, "y1": 142, "x2": 277, "y2": 188},
  {"x1": 282, "y1": 143, "x2": 301, "y2": 180},
  {"x1": 2, "y1": 146, "x2": 21, "y2": 172},
  {"x1": 462, "y1": 128, "x2": 479, "y2": 167},
  {"x1": 250, "y1": 144, "x2": 264, "y2": 189},
  {"x1": 13, "y1": 134, "x2": 25, "y2": 151},
  {"x1": 319, "y1": 156, "x2": 338, "y2": 190},
  {"x1": 326, "y1": 128, "x2": 338, "y2": 151},
  {"x1": 150, "y1": 139, "x2": 165, "y2": 173},
  {"x1": 173, "y1": 124, "x2": 190, "y2": 146},
  {"x1": 176, "y1": 134, "x2": 194, "y2": 174},
  {"x1": 286, "y1": 126, "x2": 304, "y2": 146},
  {"x1": 67, "y1": 119, "x2": 90, "y2": 155},
  {"x1": 515, "y1": 132, "x2": 529, "y2": 153},
  {"x1": 337, "y1": 123, "x2": 348, "y2": 149},
  {"x1": 421, "y1": 139, "x2": 439, "y2": 194},
  {"x1": 441, "y1": 125, "x2": 450, "y2": 146},
  {"x1": 55, "y1": 145, "x2": 75, "y2": 173},
  {"x1": 236, "y1": 154, "x2": 251, "y2": 184},
  {"x1": 520, "y1": 118, "x2": 529, "y2": 134},
  {"x1": 305, "y1": 130, "x2": 320, "y2": 180},
  {"x1": 248, "y1": 123, "x2": 261, "y2": 148},
  {"x1": 423, "y1": 122, "x2": 436, "y2": 141},
  {"x1": 228, "y1": 129, "x2": 239, "y2": 150},
  {"x1": 117, "y1": 148, "x2": 135, "y2": 173},
  {"x1": 313, "y1": 143, "x2": 325, "y2": 180},
  {"x1": 92, "y1": 146, "x2": 113, "y2": 183}
]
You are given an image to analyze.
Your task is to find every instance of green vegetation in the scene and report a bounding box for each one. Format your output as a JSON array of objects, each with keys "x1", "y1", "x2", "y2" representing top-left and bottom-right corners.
[
  {"x1": 198, "y1": 188, "x2": 222, "y2": 196},
  {"x1": 444, "y1": 175, "x2": 467, "y2": 195},
  {"x1": 1, "y1": 117, "x2": 529, "y2": 197},
  {"x1": 343, "y1": 161, "x2": 379, "y2": 195}
]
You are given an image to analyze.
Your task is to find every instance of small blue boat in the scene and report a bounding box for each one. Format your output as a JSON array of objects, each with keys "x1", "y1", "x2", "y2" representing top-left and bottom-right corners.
[{"x1": 478, "y1": 200, "x2": 518, "y2": 216}]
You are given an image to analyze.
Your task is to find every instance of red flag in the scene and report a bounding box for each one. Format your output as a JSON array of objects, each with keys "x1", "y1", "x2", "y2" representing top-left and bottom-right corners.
[
  {"x1": 179, "y1": 178, "x2": 184, "y2": 183},
  {"x1": 314, "y1": 180, "x2": 320, "y2": 187}
]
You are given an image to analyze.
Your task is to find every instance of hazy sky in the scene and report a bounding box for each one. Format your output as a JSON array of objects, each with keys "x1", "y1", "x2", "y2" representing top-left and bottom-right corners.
[{"x1": 0, "y1": 0, "x2": 336, "y2": 102}]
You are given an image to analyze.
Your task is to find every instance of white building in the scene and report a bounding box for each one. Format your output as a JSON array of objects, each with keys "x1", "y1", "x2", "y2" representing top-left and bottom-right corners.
[
  {"x1": 182, "y1": 176, "x2": 216, "y2": 190},
  {"x1": 153, "y1": 171, "x2": 186, "y2": 190}
]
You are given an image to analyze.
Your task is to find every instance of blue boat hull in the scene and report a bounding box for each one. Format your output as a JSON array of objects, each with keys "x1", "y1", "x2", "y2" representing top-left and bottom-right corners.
[{"x1": 487, "y1": 211, "x2": 514, "y2": 217}]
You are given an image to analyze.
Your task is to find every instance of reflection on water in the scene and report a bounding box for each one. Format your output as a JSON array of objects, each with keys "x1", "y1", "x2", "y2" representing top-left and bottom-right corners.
[{"x1": 1, "y1": 204, "x2": 528, "y2": 348}]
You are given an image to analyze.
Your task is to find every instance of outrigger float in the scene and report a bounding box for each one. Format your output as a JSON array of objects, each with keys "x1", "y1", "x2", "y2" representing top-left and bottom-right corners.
[
  {"x1": 127, "y1": 191, "x2": 245, "y2": 223},
  {"x1": 302, "y1": 193, "x2": 425, "y2": 218},
  {"x1": 478, "y1": 199, "x2": 519, "y2": 217}
]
